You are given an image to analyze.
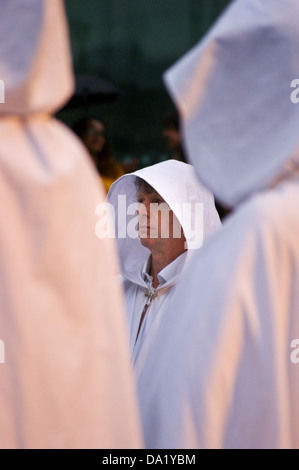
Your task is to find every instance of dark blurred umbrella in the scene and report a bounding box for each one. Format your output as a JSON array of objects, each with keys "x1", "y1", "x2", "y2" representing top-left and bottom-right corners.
[{"x1": 62, "y1": 74, "x2": 120, "y2": 110}]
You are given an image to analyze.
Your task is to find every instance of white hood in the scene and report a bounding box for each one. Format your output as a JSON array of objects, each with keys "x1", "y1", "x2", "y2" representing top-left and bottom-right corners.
[
  {"x1": 164, "y1": 0, "x2": 299, "y2": 208},
  {"x1": 0, "y1": 0, "x2": 74, "y2": 116},
  {"x1": 107, "y1": 159, "x2": 221, "y2": 284}
]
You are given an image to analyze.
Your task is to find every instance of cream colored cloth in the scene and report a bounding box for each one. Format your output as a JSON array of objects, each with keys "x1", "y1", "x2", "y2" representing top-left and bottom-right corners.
[
  {"x1": 0, "y1": 0, "x2": 142, "y2": 449},
  {"x1": 137, "y1": 0, "x2": 299, "y2": 449}
]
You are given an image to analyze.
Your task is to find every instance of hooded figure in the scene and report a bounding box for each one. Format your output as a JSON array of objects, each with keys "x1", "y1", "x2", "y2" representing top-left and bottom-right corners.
[
  {"x1": 137, "y1": 0, "x2": 299, "y2": 449},
  {"x1": 0, "y1": 0, "x2": 142, "y2": 449},
  {"x1": 107, "y1": 159, "x2": 221, "y2": 369}
]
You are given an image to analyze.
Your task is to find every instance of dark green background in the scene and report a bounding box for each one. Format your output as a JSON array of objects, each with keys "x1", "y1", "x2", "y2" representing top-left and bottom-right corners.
[{"x1": 57, "y1": 0, "x2": 232, "y2": 167}]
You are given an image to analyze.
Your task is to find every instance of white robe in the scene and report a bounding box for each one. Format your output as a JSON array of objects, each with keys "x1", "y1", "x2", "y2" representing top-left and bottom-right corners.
[
  {"x1": 137, "y1": 0, "x2": 299, "y2": 449},
  {"x1": 125, "y1": 251, "x2": 188, "y2": 368},
  {"x1": 0, "y1": 0, "x2": 142, "y2": 449},
  {"x1": 138, "y1": 176, "x2": 299, "y2": 448},
  {"x1": 108, "y1": 160, "x2": 221, "y2": 370}
]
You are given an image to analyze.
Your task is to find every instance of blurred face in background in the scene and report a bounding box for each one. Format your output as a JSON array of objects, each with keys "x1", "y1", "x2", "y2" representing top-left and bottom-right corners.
[
  {"x1": 83, "y1": 119, "x2": 106, "y2": 156},
  {"x1": 162, "y1": 125, "x2": 181, "y2": 153}
]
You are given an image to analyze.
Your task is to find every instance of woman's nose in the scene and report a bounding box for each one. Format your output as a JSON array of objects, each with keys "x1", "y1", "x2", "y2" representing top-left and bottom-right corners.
[{"x1": 137, "y1": 201, "x2": 150, "y2": 217}]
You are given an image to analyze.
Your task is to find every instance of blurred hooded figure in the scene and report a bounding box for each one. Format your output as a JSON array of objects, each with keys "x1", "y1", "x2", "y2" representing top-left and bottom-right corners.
[
  {"x1": 137, "y1": 0, "x2": 299, "y2": 449},
  {"x1": 0, "y1": 0, "x2": 142, "y2": 449},
  {"x1": 107, "y1": 160, "x2": 221, "y2": 370}
]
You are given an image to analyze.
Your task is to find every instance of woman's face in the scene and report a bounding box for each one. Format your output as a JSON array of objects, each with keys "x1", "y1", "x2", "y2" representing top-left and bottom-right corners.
[
  {"x1": 83, "y1": 119, "x2": 106, "y2": 155},
  {"x1": 136, "y1": 186, "x2": 185, "y2": 252}
]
